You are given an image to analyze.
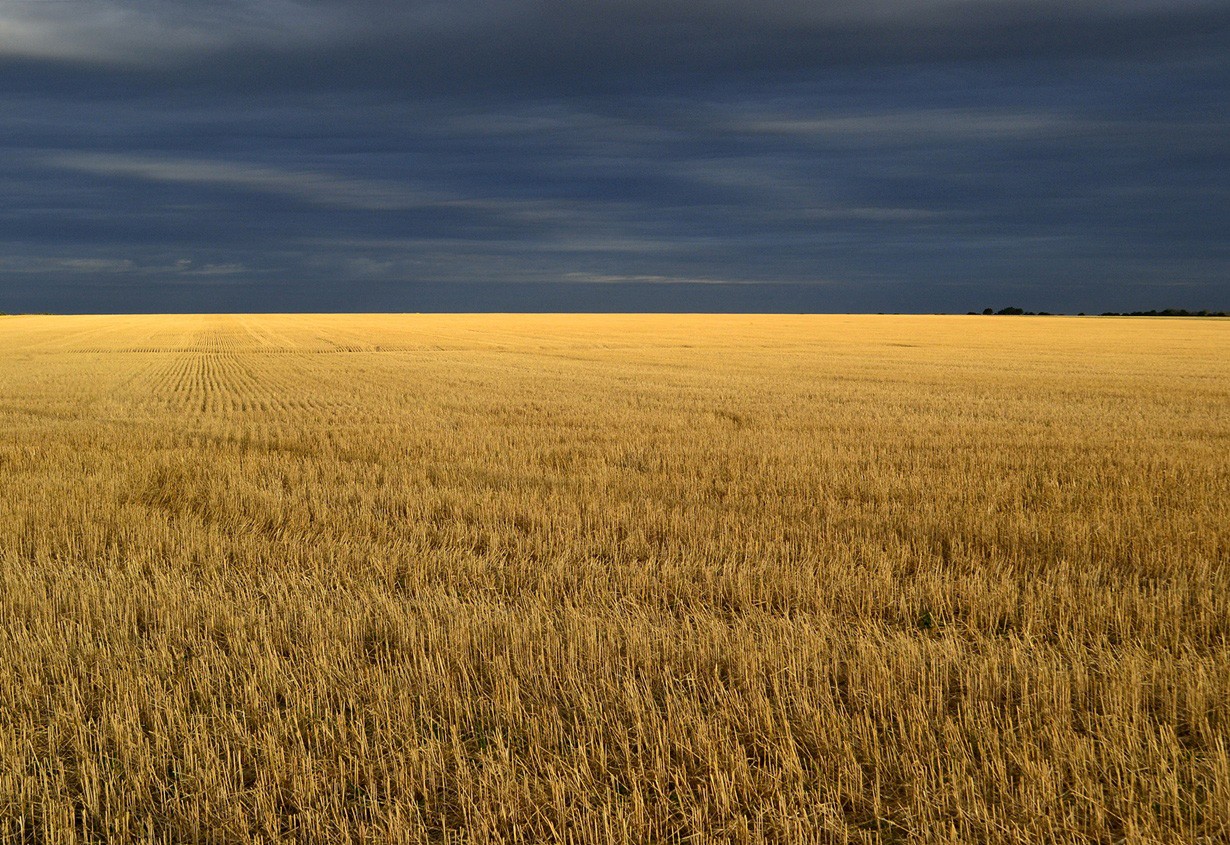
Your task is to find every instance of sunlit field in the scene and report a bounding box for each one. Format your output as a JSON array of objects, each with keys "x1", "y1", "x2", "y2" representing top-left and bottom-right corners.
[{"x1": 0, "y1": 314, "x2": 1226, "y2": 843}]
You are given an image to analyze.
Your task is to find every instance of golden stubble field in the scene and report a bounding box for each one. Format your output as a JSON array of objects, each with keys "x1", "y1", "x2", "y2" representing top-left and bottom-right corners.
[{"x1": 0, "y1": 313, "x2": 1226, "y2": 843}]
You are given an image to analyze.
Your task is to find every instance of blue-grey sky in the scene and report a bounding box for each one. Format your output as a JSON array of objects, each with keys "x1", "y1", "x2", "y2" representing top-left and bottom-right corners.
[{"x1": 2, "y1": 0, "x2": 1226, "y2": 313}]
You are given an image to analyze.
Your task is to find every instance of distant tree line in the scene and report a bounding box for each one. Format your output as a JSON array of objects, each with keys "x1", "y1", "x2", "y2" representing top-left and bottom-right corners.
[
  {"x1": 969, "y1": 307, "x2": 1054, "y2": 316},
  {"x1": 967, "y1": 307, "x2": 1227, "y2": 317},
  {"x1": 1091, "y1": 309, "x2": 1228, "y2": 317}
]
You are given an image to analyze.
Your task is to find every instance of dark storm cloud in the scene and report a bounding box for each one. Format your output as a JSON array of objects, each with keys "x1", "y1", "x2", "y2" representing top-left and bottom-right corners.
[
  {"x1": 0, "y1": 0, "x2": 1226, "y2": 312},
  {"x1": 4, "y1": 0, "x2": 1227, "y2": 96}
]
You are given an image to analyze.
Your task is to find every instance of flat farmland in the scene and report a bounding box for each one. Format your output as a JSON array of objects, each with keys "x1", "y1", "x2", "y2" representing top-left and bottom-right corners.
[{"x1": 0, "y1": 314, "x2": 1226, "y2": 843}]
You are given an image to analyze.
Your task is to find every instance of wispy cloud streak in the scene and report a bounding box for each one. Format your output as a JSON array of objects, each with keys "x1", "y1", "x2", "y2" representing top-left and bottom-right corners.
[{"x1": 44, "y1": 152, "x2": 435, "y2": 210}]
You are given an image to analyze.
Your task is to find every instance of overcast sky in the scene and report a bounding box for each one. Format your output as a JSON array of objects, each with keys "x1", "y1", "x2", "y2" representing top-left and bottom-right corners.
[{"x1": 2, "y1": 0, "x2": 1226, "y2": 313}]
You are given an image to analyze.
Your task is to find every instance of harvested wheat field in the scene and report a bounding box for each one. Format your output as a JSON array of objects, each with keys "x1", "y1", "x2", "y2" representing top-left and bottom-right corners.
[{"x1": 0, "y1": 313, "x2": 1226, "y2": 843}]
